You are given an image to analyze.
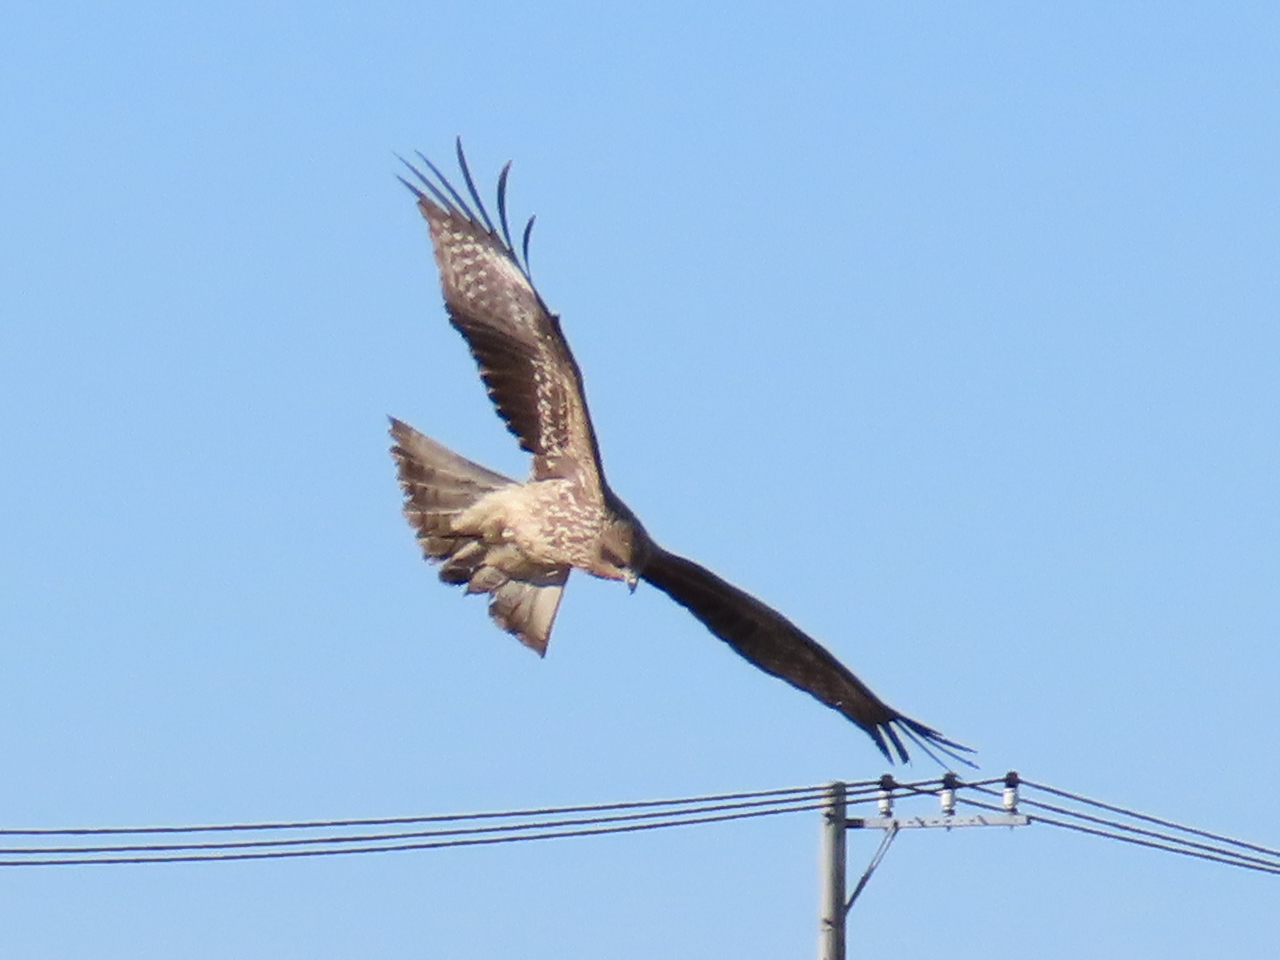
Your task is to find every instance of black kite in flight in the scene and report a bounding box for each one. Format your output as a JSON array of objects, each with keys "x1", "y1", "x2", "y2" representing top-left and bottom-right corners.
[{"x1": 390, "y1": 142, "x2": 972, "y2": 767}]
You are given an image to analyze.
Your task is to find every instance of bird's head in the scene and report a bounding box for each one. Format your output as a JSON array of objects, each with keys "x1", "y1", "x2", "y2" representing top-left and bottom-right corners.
[{"x1": 598, "y1": 517, "x2": 651, "y2": 592}]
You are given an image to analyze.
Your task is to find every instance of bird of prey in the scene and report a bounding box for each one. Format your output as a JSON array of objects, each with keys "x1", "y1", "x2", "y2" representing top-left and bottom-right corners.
[{"x1": 390, "y1": 141, "x2": 972, "y2": 767}]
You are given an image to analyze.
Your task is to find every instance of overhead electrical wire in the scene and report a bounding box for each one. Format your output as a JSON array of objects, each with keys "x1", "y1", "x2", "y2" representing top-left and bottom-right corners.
[
  {"x1": 1020, "y1": 778, "x2": 1280, "y2": 861},
  {"x1": 0, "y1": 778, "x2": 971, "y2": 867},
  {"x1": 0, "y1": 793, "x2": 828, "y2": 861},
  {"x1": 0, "y1": 775, "x2": 1273, "y2": 875},
  {"x1": 953, "y1": 781, "x2": 1280, "y2": 877},
  {"x1": 0, "y1": 782, "x2": 840, "y2": 838},
  {"x1": 847, "y1": 774, "x2": 1279, "y2": 875},
  {"x1": 0, "y1": 801, "x2": 829, "y2": 868},
  {"x1": 0, "y1": 779, "x2": 919, "y2": 867}
]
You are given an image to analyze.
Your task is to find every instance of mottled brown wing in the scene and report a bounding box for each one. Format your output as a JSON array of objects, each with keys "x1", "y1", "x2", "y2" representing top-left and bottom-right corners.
[
  {"x1": 640, "y1": 547, "x2": 973, "y2": 766},
  {"x1": 400, "y1": 148, "x2": 606, "y2": 491}
]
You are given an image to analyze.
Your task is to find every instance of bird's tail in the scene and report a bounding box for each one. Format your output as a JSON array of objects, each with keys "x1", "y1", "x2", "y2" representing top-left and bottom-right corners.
[{"x1": 389, "y1": 417, "x2": 566, "y2": 654}]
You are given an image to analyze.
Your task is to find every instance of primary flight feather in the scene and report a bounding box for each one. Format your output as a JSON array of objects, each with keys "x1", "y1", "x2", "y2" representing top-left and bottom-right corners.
[{"x1": 391, "y1": 141, "x2": 972, "y2": 767}]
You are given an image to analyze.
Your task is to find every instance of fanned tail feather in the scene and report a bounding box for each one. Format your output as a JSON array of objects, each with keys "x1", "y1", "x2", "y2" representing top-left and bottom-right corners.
[{"x1": 389, "y1": 417, "x2": 567, "y2": 654}]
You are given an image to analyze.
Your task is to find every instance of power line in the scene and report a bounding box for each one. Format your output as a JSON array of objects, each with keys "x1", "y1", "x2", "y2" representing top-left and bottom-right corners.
[
  {"x1": 0, "y1": 774, "x2": 1273, "y2": 878},
  {"x1": 0, "y1": 778, "x2": 950, "y2": 868},
  {"x1": 0, "y1": 782, "x2": 843, "y2": 838},
  {"x1": 986, "y1": 789, "x2": 1279, "y2": 870},
  {"x1": 954, "y1": 781, "x2": 1280, "y2": 877},
  {"x1": 0, "y1": 793, "x2": 831, "y2": 860},
  {"x1": 0, "y1": 781, "x2": 924, "y2": 867},
  {"x1": 1021, "y1": 778, "x2": 1280, "y2": 860},
  {"x1": 0, "y1": 800, "x2": 830, "y2": 868}
]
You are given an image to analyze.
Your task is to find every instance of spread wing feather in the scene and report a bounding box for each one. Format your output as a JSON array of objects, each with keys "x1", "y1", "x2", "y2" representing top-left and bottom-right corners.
[
  {"x1": 641, "y1": 546, "x2": 974, "y2": 766},
  {"x1": 399, "y1": 144, "x2": 606, "y2": 490}
]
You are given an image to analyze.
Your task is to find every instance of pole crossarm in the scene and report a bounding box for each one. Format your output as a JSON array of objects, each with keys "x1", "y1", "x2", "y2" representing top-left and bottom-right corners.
[
  {"x1": 851, "y1": 813, "x2": 1029, "y2": 830},
  {"x1": 818, "y1": 772, "x2": 1030, "y2": 960}
]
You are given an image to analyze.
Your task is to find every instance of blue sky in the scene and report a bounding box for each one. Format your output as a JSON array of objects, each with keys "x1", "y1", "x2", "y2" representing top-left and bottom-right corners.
[{"x1": 1, "y1": 1, "x2": 1277, "y2": 956}]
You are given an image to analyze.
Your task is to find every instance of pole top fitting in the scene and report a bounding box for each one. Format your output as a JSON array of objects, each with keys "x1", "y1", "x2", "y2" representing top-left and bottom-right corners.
[
  {"x1": 940, "y1": 772, "x2": 958, "y2": 816},
  {"x1": 877, "y1": 775, "x2": 896, "y2": 817},
  {"x1": 1002, "y1": 771, "x2": 1021, "y2": 813}
]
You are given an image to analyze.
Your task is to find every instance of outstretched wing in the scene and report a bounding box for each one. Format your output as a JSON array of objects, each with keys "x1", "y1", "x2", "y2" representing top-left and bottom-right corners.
[
  {"x1": 400, "y1": 142, "x2": 606, "y2": 491},
  {"x1": 641, "y1": 546, "x2": 974, "y2": 766}
]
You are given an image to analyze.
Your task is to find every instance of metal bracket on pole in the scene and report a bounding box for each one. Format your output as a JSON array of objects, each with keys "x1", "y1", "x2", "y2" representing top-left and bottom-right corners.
[
  {"x1": 844, "y1": 821, "x2": 898, "y2": 914},
  {"x1": 818, "y1": 772, "x2": 1030, "y2": 960}
]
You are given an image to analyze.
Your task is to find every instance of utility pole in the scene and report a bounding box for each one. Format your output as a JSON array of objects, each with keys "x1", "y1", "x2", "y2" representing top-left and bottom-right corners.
[
  {"x1": 819, "y1": 782, "x2": 847, "y2": 960},
  {"x1": 817, "y1": 772, "x2": 1030, "y2": 960}
]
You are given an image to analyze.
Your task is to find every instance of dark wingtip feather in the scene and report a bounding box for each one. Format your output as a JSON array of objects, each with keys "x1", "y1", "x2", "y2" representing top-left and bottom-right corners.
[
  {"x1": 393, "y1": 153, "x2": 429, "y2": 200},
  {"x1": 397, "y1": 156, "x2": 459, "y2": 213},
  {"x1": 454, "y1": 137, "x2": 498, "y2": 236},
  {"x1": 892, "y1": 718, "x2": 978, "y2": 769},
  {"x1": 867, "y1": 727, "x2": 894, "y2": 764},
  {"x1": 414, "y1": 150, "x2": 479, "y2": 222},
  {"x1": 395, "y1": 173, "x2": 425, "y2": 202},
  {"x1": 402, "y1": 146, "x2": 532, "y2": 277},
  {"x1": 496, "y1": 161, "x2": 517, "y2": 258},
  {"x1": 882, "y1": 723, "x2": 912, "y2": 765},
  {"x1": 521, "y1": 214, "x2": 537, "y2": 272}
]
